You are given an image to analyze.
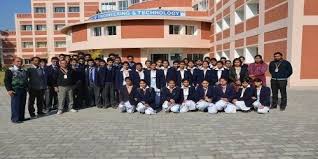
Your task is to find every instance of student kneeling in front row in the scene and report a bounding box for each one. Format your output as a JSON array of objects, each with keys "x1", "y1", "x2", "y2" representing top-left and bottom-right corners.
[
  {"x1": 160, "y1": 80, "x2": 183, "y2": 113},
  {"x1": 195, "y1": 80, "x2": 215, "y2": 112},
  {"x1": 118, "y1": 77, "x2": 137, "y2": 113},
  {"x1": 232, "y1": 79, "x2": 256, "y2": 112},
  {"x1": 179, "y1": 79, "x2": 196, "y2": 113},
  {"x1": 135, "y1": 80, "x2": 156, "y2": 115},
  {"x1": 252, "y1": 78, "x2": 271, "y2": 114}
]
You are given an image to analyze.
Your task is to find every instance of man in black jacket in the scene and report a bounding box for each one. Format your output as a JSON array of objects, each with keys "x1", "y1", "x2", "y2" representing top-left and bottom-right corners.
[
  {"x1": 4, "y1": 57, "x2": 28, "y2": 123},
  {"x1": 269, "y1": 52, "x2": 293, "y2": 111},
  {"x1": 27, "y1": 57, "x2": 47, "y2": 118},
  {"x1": 45, "y1": 57, "x2": 59, "y2": 112}
]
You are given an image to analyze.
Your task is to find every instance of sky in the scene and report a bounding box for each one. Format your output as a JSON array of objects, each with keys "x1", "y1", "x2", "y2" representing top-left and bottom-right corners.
[{"x1": 0, "y1": 0, "x2": 31, "y2": 30}]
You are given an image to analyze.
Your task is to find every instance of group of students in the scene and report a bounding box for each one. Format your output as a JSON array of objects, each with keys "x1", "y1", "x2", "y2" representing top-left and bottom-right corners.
[{"x1": 4, "y1": 51, "x2": 293, "y2": 123}]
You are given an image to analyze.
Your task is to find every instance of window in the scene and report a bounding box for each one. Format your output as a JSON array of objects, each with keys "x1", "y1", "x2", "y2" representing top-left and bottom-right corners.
[
  {"x1": 105, "y1": 26, "x2": 117, "y2": 35},
  {"x1": 130, "y1": 0, "x2": 140, "y2": 5},
  {"x1": 169, "y1": 25, "x2": 181, "y2": 35},
  {"x1": 36, "y1": 25, "x2": 47, "y2": 31},
  {"x1": 235, "y1": 6, "x2": 245, "y2": 24},
  {"x1": 246, "y1": 0, "x2": 259, "y2": 20},
  {"x1": 92, "y1": 27, "x2": 102, "y2": 36},
  {"x1": 216, "y1": 21, "x2": 222, "y2": 33},
  {"x1": 101, "y1": 2, "x2": 116, "y2": 12},
  {"x1": 68, "y1": 6, "x2": 80, "y2": 13},
  {"x1": 24, "y1": 59, "x2": 31, "y2": 64},
  {"x1": 54, "y1": 24, "x2": 65, "y2": 31},
  {"x1": 185, "y1": 26, "x2": 196, "y2": 35},
  {"x1": 245, "y1": 46, "x2": 258, "y2": 63},
  {"x1": 21, "y1": 25, "x2": 32, "y2": 31},
  {"x1": 118, "y1": 1, "x2": 128, "y2": 10},
  {"x1": 22, "y1": 42, "x2": 33, "y2": 48},
  {"x1": 36, "y1": 42, "x2": 47, "y2": 48},
  {"x1": 223, "y1": 16, "x2": 230, "y2": 30},
  {"x1": 54, "y1": 7, "x2": 65, "y2": 13},
  {"x1": 34, "y1": 7, "x2": 46, "y2": 13},
  {"x1": 187, "y1": 54, "x2": 204, "y2": 61},
  {"x1": 55, "y1": 41, "x2": 66, "y2": 48}
]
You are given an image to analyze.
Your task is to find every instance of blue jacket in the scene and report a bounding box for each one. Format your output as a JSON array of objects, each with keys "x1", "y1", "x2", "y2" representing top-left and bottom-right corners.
[
  {"x1": 195, "y1": 69, "x2": 214, "y2": 86},
  {"x1": 229, "y1": 67, "x2": 249, "y2": 83},
  {"x1": 181, "y1": 86, "x2": 196, "y2": 101},
  {"x1": 160, "y1": 87, "x2": 183, "y2": 105},
  {"x1": 254, "y1": 86, "x2": 271, "y2": 107},
  {"x1": 191, "y1": 68, "x2": 202, "y2": 86},
  {"x1": 144, "y1": 69, "x2": 165, "y2": 89},
  {"x1": 176, "y1": 69, "x2": 192, "y2": 87},
  {"x1": 119, "y1": 85, "x2": 138, "y2": 106},
  {"x1": 132, "y1": 69, "x2": 147, "y2": 86},
  {"x1": 135, "y1": 87, "x2": 156, "y2": 109},
  {"x1": 269, "y1": 60, "x2": 293, "y2": 79},
  {"x1": 115, "y1": 69, "x2": 136, "y2": 90},
  {"x1": 103, "y1": 66, "x2": 116, "y2": 83},
  {"x1": 212, "y1": 69, "x2": 229, "y2": 85},
  {"x1": 163, "y1": 67, "x2": 177, "y2": 84},
  {"x1": 85, "y1": 67, "x2": 104, "y2": 87},
  {"x1": 235, "y1": 87, "x2": 256, "y2": 107},
  {"x1": 215, "y1": 85, "x2": 235, "y2": 102},
  {"x1": 195, "y1": 86, "x2": 215, "y2": 102},
  {"x1": 46, "y1": 65, "x2": 59, "y2": 87}
]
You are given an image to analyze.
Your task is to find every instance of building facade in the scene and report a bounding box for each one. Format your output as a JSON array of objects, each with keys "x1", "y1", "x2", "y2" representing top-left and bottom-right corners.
[{"x1": 1, "y1": 0, "x2": 318, "y2": 86}]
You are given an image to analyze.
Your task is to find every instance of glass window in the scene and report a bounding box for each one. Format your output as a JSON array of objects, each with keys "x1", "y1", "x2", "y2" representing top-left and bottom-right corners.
[
  {"x1": 54, "y1": 7, "x2": 65, "y2": 13},
  {"x1": 54, "y1": 24, "x2": 65, "y2": 31},
  {"x1": 92, "y1": 27, "x2": 102, "y2": 36},
  {"x1": 36, "y1": 25, "x2": 47, "y2": 31},
  {"x1": 169, "y1": 25, "x2": 181, "y2": 35},
  {"x1": 101, "y1": 2, "x2": 116, "y2": 12},
  {"x1": 34, "y1": 7, "x2": 46, "y2": 13},
  {"x1": 68, "y1": 7, "x2": 80, "y2": 13},
  {"x1": 55, "y1": 41, "x2": 66, "y2": 48},
  {"x1": 105, "y1": 26, "x2": 116, "y2": 35},
  {"x1": 187, "y1": 54, "x2": 204, "y2": 61},
  {"x1": 185, "y1": 26, "x2": 195, "y2": 35},
  {"x1": 21, "y1": 25, "x2": 32, "y2": 31},
  {"x1": 118, "y1": 1, "x2": 128, "y2": 10},
  {"x1": 36, "y1": 42, "x2": 47, "y2": 48},
  {"x1": 22, "y1": 42, "x2": 33, "y2": 48}
]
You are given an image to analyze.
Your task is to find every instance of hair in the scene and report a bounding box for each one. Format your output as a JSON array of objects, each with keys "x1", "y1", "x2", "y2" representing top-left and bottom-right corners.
[
  {"x1": 122, "y1": 61, "x2": 129, "y2": 65},
  {"x1": 173, "y1": 60, "x2": 179, "y2": 64},
  {"x1": 124, "y1": 77, "x2": 132, "y2": 81},
  {"x1": 179, "y1": 60, "x2": 185, "y2": 64},
  {"x1": 94, "y1": 58, "x2": 102, "y2": 61},
  {"x1": 225, "y1": 60, "x2": 231, "y2": 64},
  {"x1": 274, "y1": 52, "x2": 283, "y2": 56},
  {"x1": 168, "y1": 80, "x2": 175, "y2": 84},
  {"x1": 87, "y1": 59, "x2": 94, "y2": 62},
  {"x1": 78, "y1": 52, "x2": 85, "y2": 56},
  {"x1": 59, "y1": 54, "x2": 65, "y2": 57},
  {"x1": 202, "y1": 60, "x2": 209, "y2": 65},
  {"x1": 99, "y1": 59, "x2": 106, "y2": 63},
  {"x1": 211, "y1": 58, "x2": 217, "y2": 61},
  {"x1": 40, "y1": 58, "x2": 47, "y2": 63},
  {"x1": 145, "y1": 60, "x2": 151, "y2": 64},
  {"x1": 254, "y1": 55, "x2": 264, "y2": 64},
  {"x1": 241, "y1": 78, "x2": 250, "y2": 83},
  {"x1": 239, "y1": 56, "x2": 245, "y2": 60},
  {"x1": 135, "y1": 62, "x2": 143, "y2": 67},
  {"x1": 220, "y1": 57, "x2": 227, "y2": 60},
  {"x1": 204, "y1": 57, "x2": 211, "y2": 61},
  {"x1": 150, "y1": 62, "x2": 156, "y2": 65},
  {"x1": 107, "y1": 58, "x2": 114, "y2": 62},
  {"x1": 216, "y1": 61, "x2": 224, "y2": 65},
  {"x1": 139, "y1": 79, "x2": 147, "y2": 84},
  {"x1": 182, "y1": 79, "x2": 190, "y2": 83},
  {"x1": 163, "y1": 60, "x2": 169, "y2": 64},
  {"x1": 219, "y1": 77, "x2": 228, "y2": 82},
  {"x1": 202, "y1": 79, "x2": 209, "y2": 83},
  {"x1": 254, "y1": 78, "x2": 263, "y2": 83},
  {"x1": 31, "y1": 56, "x2": 40, "y2": 61},
  {"x1": 127, "y1": 55, "x2": 134, "y2": 59},
  {"x1": 109, "y1": 53, "x2": 116, "y2": 57},
  {"x1": 51, "y1": 57, "x2": 59, "y2": 61},
  {"x1": 188, "y1": 60, "x2": 194, "y2": 64},
  {"x1": 70, "y1": 58, "x2": 78, "y2": 62},
  {"x1": 232, "y1": 58, "x2": 242, "y2": 66}
]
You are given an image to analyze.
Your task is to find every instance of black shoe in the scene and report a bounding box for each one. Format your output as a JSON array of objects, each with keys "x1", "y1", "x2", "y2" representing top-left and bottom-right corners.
[
  {"x1": 280, "y1": 106, "x2": 286, "y2": 111},
  {"x1": 30, "y1": 114, "x2": 36, "y2": 119},
  {"x1": 12, "y1": 121, "x2": 23, "y2": 124},
  {"x1": 270, "y1": 105, "x2": 277, "y2": 109},
  {"x1": 37, "y1": 112, "x2": 46, "y2": 117}
]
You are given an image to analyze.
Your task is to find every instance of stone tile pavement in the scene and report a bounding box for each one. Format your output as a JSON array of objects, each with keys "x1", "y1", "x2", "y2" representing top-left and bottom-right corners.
[{"x1": 0, "y1": 87, "x2": 317, "y2": 159}]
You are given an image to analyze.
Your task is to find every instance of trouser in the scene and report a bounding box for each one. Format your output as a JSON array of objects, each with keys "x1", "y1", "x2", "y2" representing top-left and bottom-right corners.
[
  {"x1": 118, "y1": 101, "x2": 135, "y2": 113},
  {"x1": 234, "y1": 101, "x2": 251, "y2": 111},
  {"x1": 94, "y1": 85, "x2": 103, "y2": 107},
  {"x1": 271, "y1": 79, "x2": 288, "y2": 108},
  {"x1": 87, "y1": 84, "x2": 100, "y2": 107},
  {"x1": 28, "y1": 88, "x2": 45, "y2": 116},
  {"x1": 136, "y1": 103, "x2": 156, "y2": 115},
  {"x1": 57, "y1": 86, "x2": 74, "y2": 111},
  {"x1": 103, "y1": 83, "x2": 116, "y2": 107},
  {"x1": 180, "y1": 100, "x2": 196, "y2": 113},
  {"x1": 213, "y1": 100, "x2": 236, "y2": 114},
  {"x1": 162, "y1": 101, "x2": 181, "y2": 113},
  {"x1": 44, "y1": 87, "x2": 58, "y2": 111},
  {"x1": 253, "y1": 101, "x2": 270, "y2": 114},
  {"x1": 196, "y1": 100, "x2": 213, "y2": 112},
  {"x1": 11, "y1": 89, "x2": 26, "y2": 122}
]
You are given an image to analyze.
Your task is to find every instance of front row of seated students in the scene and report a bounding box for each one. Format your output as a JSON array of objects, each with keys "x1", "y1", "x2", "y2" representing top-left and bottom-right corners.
[{"x1": 117, "y1": 76, "x2": 271, "y2": 115}]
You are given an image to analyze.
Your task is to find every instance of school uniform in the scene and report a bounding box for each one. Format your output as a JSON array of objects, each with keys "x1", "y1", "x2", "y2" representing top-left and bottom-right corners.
[
  {"x1": 162, "y1": 67, "x2": 177, "y2": 84},
  {"x1": 233, "y1": 86, "x2": 256, "y2": 111},
  {"x1": 229, "y1": 67, "x2": 249, "y2": 83},
  {"x1": 176, "y1": 68, "x2": 192, "y2": 87},
  {"x1": 160, "y1": 86, "x2": 183, "y2": 113},
  {"x1": 102, "y1": 66, "x2": 117, "y2": 108},
  {"x1": 252, "y1": 86, "x2": 271, "y2": 114},
  {"x1": 190, "y1": 67, "x2": 202, "y2": 87},
  {"x1": 180, "y1": 86, "x2": 196, "y2": 113},
  {"x1": 144, "y1": 69, "x2": 165, "y2": 107},
  {"x1": 132, "y1": 69, "x2": 146, "y2": 86},
  {"x1": 72, "y1": 65, "x2": 86, "y2": 108},
  {"x1": 212, "y1": 68, "x2": 229, "y2": 85},
  {"x1": 135, "y1": 87, "x2": 156, "y2": 115},
  {"x1": 196, "y1": 68, "x2": 214, "y2": 86},
  {"x1": 45, "y1": 64, "x2": 59, "y2": 111},
  {"x1": 118, "y1": 85, "x2": 138, "y2": 113},
  {"x1": 115, "y1": 68, "x2": 135, "y2": 91},
  {"x1": 128, "y1": 62, "x2": 136, "y2": 70},
  {"x1": 195, "y1": 86, "x2": 215, "y2": 112},
  {"x1": 85, "y1": 66, "x2": 102, "y2": 107},
  {"x1": 213, "y1": 85, "x2": 236, "y2": 114}
]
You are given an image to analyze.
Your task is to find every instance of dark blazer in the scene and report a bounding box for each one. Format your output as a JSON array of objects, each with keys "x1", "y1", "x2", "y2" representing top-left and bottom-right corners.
[
  {"x1": 182, "y1": 86, "x2": 196, "y2": 101},
  {"x1": 191, "y1": 68, "x2": 201, "y2": 86},
  {"x1": 212, "y1": 69, "x2": 229, "y2": 85},
  {"x1": 195, "y1": 86, "x2": 215, "y2": 102},
  {"x1": 163, "y1": 67, "x2": 177, "y2": 83},
  {"x1": 135, "y1": 87, "x2": 156, "y2": 109},
  {"x1": 229, "y1": 67, "x2": 249, "y2": 83},
  {"x1": 128, "y1": 62, "x2": 136, "y2": 70},
  {"x1": 104, "y1": 66, "x2": 116, "y2": 83},
  {"x1": 54, "y1": 68, "x2": 76, "y2": 87},
  {"x1": 46, "y1": 65, "x2": 59, "y2": 87},
  {"x1": 235, "y1": 87, "x2": 256, "y2": 107},
  {"x1": 254, "y1": 86, "x2": 271, "y2": 107},
  {"x1": 144, "y1": 69, "x2": 165, "y2": 89},
  {"x1": 160, "y1": 87, "x2": 183, "y2": 105},
  {"x1": 196, "y1": 69, "x2": 214, "y2": 85},
  {"x1": 119, "y1": 85, "x2": 138, "y2": 106},
  {"x1": 85, "y1": 67, "x2": 103, "y2": 87},
  {"x1": 215, "y1": 85, "x2": 235, "y2": 102},
  {"x1": 115, "y1": 69, "x2": 136, "y2": 90},
  {"x1": 132, "y1": 69, "x2": 147, "y2": 86},
  {"x1": 27, "y1": 66, "x2": 47, "y2": 90},
  {"x1": 176, "y1": 69, "x2": 192, "y2": 87}
]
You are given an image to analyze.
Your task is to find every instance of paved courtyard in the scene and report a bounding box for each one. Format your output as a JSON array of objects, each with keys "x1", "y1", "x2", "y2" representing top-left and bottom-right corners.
[{"x1": 0, "y1": 87, "x2": 317, "y2": 159}]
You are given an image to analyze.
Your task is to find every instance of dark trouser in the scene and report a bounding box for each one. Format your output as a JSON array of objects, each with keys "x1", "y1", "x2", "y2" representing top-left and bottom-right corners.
[
  {"x1": 103, "y1": 83, "x2": 116, "y2": 107},
  {"x1": 73, "y1": 82, "x2": 85, "y2": 109},
  {"x1": 87, "y1": 84, "x2": 102, "y2": 107},
  {"x1": 11, "y1": 89, "x2": 27, "y2": 122},
  {"x1": 271, "y1": 79, "x2": 288, "y2": 108},
  {"x1": 94, "y1": 85, "x2": 103, "y2": 107},
  {"x1": 28, "y1": 88, "x2": 45, "y2": 116},
  {"x1": 45, "y1": 86, "x2": 58, "y2": 111}
]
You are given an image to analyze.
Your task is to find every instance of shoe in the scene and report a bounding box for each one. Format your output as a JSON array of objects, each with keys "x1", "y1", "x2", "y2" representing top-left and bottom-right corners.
[
  {"x1": 280, "y1": 107, "x2": 286, "y2": 111},
  {"x1": 70, "y1": 109, "x2": 78, "y2": 113},
  {"x1": 57, "y1": 110, "x2": 63, "y2": 115},
  {"x1": 270, "y1": 105, "x2": 277, "y2": 109},
  {"x1": 37, "y1": 112, "x2": 46, "y2": 117},
  {"x1": 12, "y1": 121, "x2": 23, "y2": 124},
  {"x1": 30, "y1": 114, "x2": 37, "y2": 119}
]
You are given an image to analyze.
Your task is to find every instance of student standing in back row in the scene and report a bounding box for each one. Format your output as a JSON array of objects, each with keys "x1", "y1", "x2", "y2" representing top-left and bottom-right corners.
[{"x1": 269, "y1": 52, "x2": 293, "y2": 111}]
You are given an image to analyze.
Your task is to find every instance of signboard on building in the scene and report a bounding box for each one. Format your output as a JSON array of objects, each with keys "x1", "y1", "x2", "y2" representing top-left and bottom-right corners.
[{"x1": 89, "y1": 10, "x2": 186, "y2": 20}]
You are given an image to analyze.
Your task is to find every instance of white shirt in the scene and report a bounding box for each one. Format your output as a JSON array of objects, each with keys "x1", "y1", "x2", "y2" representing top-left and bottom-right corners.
[
  {"x1": 178, "y1": 69, "x2": 185, "y2": 79},
  {"x1": 256, "y1": 86, "x2": 262, "y2": 101},
  {"x1": 235, "y1": 67, "x2": 241, "y2": 80},
  {"x1": 215, "y1": 68, "x2": 224, "y2": 80},
  {"x1": 121, "y1": 69, "x2": 130, "y2": 85},
  {"x1": 137, "y1": 70, "x2": 145, "y2": 80},
  {"x1": 182, "y1": 86, "x2": 190, "y2": 100}
]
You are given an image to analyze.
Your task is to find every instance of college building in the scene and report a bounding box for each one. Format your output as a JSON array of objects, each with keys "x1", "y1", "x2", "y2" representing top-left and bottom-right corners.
[{"x1": 0, "y1": 0, "x2": 318, "y2": 86}]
